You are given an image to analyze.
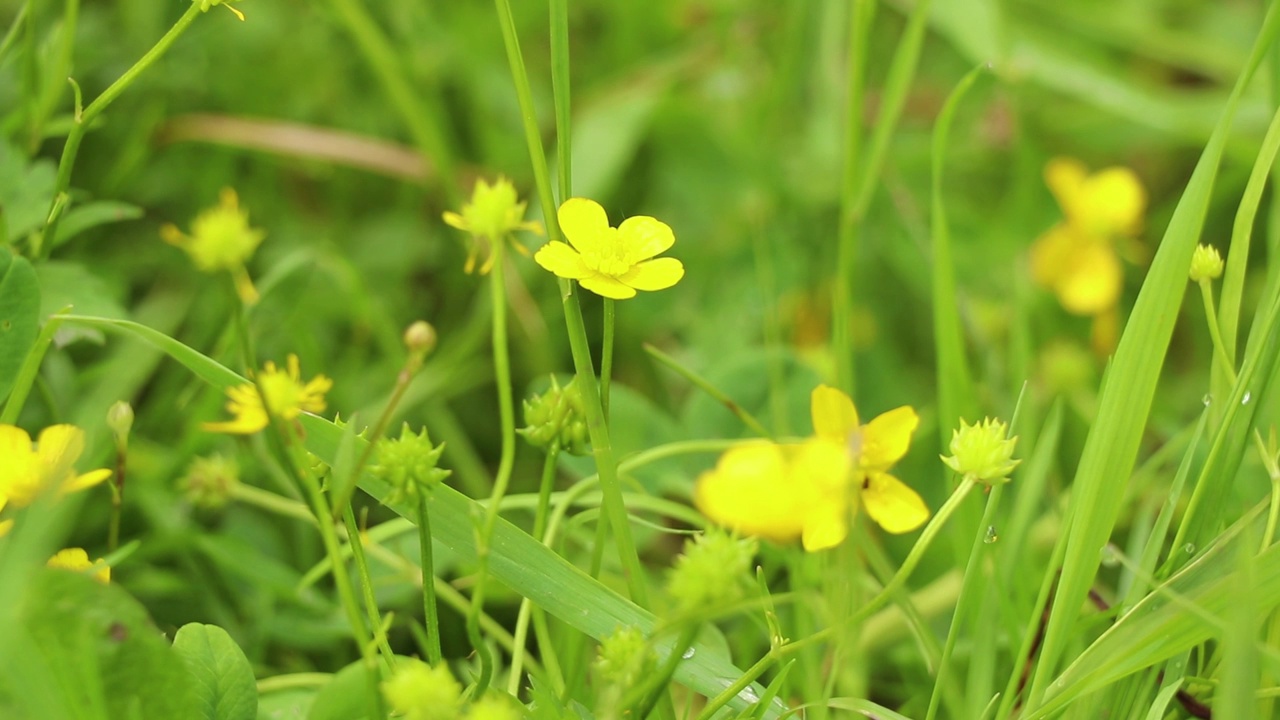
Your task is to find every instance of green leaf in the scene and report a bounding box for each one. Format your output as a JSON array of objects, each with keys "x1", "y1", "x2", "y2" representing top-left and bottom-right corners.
[
  {"x1": 36, "y1": 261, "x2": 127, "y2": 345},
  {"x1": 0, "y1": 568, "x2": 199, "y2": 720},
  {"x1": 172, "y1": 623, "x2": 259, "y2": 720},
  {"x1": 0, "y1": 247, "x2": 40, "y2": 404},
  {"x1": 54, "y1": 201, "x2": 145, "y2": 247}
]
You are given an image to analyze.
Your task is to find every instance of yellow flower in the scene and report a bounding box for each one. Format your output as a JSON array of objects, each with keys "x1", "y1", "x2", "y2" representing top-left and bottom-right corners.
[
  {"x1": 203, "y1": 355, "x2": 332, "y2": 434},
  {"x1": 0, "y1": 424, "x2": 112, "y2": 508},
  {"x1": 695, "y1": 385, "x2": 928, "y2": 552},
  {"x1": 47, "y1": 548, "x2": 110, "y2": 584},
  {"x1": 534, "y1": 198, "x2": 684, "y2": 300},
  {"x1": 442, "y1": 177, "x2": 542, "y2": 274},
  {"x1": 1030, "y1": 158, "x2": 1145, "y2": 316},
  {"x1": 161, "y1": 188, "x2": 265, "y2": 304}
]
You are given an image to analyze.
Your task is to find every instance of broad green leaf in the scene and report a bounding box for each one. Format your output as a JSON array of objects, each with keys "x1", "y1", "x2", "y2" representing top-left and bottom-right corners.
[
  {"x1": 172, "y1": 623, "x2": 258, "y2": 720},
  {"x1": 0, "y1": 569, "x2": 199, "y2": 720},
  {"x1": 0, "y1": 142, "x2": 56, "y2": 240},
  {"x1": 306, "y1": 657, "x2": 395, "y2": 720},
  {"x1": 61, "y1": 314, "x2": 785, "y2": 719},
  {"x1": 0, "y1": 248, "x2": 40, "y2": 404},
  {"x1": 54, "y1": 201, "x2": 145, "y2": 247},
  {"x1": 36, "y1": 261, "x2": 127, "y2": 345}
]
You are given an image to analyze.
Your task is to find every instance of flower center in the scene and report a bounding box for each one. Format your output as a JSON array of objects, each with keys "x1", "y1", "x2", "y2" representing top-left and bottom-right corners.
[{"x1": 581, "y1": 228, "x2": 631, "y2": 277}]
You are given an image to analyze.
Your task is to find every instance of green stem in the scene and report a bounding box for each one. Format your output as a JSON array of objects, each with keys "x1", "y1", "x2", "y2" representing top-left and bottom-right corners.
[
  {"x1": 331, "y1": 352, "x2": 422, "y2": 517},
  {"x1": 107, "y1": 442, "x2": 126, "y2": 552},
  {"x1": 696, "y1": 479, "x2": 978, "y2": 720},
  {"x1": 417, "y1": 493, "x2": 443, "y2": 666},
  {"x1": 342, "y1": 505, "x2": 397, "y2": 668},
  {"x1": 42, "y1": 3, "x2": 203, "y2": 254},
  {"x1": 643, "y1": 343, "x2": 772, "y2": 437},
  {"x1": 1, "y1": 313, "x2": 66, "y2": 423},
  {"x1": 230, "y1": 482, "x2": 316, "y2": 522},
  {"x1": 602, "y1": 298, "x2": 615, "y2": 417},
  {"x1": 1200, "y1": 280, "x2": 1237, "y2": 382},
  {"x1": 626, "y1": 623, "x2": 701, "y2": 718},
  {"x1": 508, "y1": 446, "x2": 566, "y2": 695},
  {"x1": 550, "y1": 0, "x2": 571, "y2": 203},
  {"x1": 467, "y1": 239, "x2": 518, "y2": 695}
]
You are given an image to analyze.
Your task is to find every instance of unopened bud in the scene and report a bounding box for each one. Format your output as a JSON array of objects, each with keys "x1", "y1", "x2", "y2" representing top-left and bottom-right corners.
[
  {"x1": 404, "y1": 321, "x2": 438, "y2": 358},
  {"x1": 180, "y1": 454, "x2": 241, "y2": 509},
  {"x1": 519, "y1": 376, "x2": 589, "y2": 456},
  {"x1": 106, "y1": 401, "x2": 134, "y2": 449},
  {"x1": 665, "y1": 529, "x2": 756, "y2": 614},
  {"x1": 381, "y1": 658, "x2": 461, "y2": 720},
  {"x1": 1189, "y1": 244, "x2": 1224, "y2": 283},
  {"x1": 941, "y1": 417, "x2": 1020, "y2": 484},
  {"x1": 370, "y1": 424, "x2": 450, "y2": 504}
]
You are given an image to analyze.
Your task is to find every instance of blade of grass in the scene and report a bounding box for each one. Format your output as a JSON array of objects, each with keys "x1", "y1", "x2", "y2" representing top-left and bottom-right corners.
[{"x1": 1021, "y1": 6, "x2": 1280, "y2": 709}]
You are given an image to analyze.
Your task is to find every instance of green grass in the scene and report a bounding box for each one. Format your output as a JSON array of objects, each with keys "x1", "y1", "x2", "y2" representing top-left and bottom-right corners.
[{"x1": 4, "y1": 1, "x2": 1280, "y2": 719}]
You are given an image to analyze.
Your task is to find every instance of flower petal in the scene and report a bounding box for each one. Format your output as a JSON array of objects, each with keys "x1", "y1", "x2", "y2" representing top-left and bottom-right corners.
[
  {"x1": 1029, "y1": 223, "x2": 1077, "y2": 288},
  {"x1": 695, "y1": 442, "x2": 807, "y2": 542},
  {"x1": 557, "y1": 198, "x2": 609, "y2": 255},
  {"x1": 618, "y1": 258, "x2": 684, "y2": 292},
  {"x1": 618, "y1": 216, "x2": 675, "y2": 263},
  {"x1": 862, "y1": 473, "x2": 929, "y2": 534},
  {"x1": 35, "y1": 425, "x2": 86, "y2": 481},
  {"x1": 442, "y1": 211, "x2": 468, "y2": 231},
  {"x1": 810, "y1": 385, "x2": 859, "y2": 443},
  {"x1": 1080, "y1": 168, "x2": 1146, "y2": 237},
  {"x1": 63, "y1": 468, "x2": 112, "y2": 495},
  {"x1": 1055, "y1": 240, "x2": 1122, "y2": 316},
  {"x1": 861, "y1": 406, "x2": 918, "y2": 471},
  {"x1": 534, "y1": 241, "x2": 592, "y2": 279},
  {"x1": 1045, "y1": 157, "x2": 1088, "y2": 220},
  {"x1": 801, "y1": 505, "x2": 848, "y2": 552},
  {"x1": 578, "y1": 274, "x2": 637, "y2": 300}
]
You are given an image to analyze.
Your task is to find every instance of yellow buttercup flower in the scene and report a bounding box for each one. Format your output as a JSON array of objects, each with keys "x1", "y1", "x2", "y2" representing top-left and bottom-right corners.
[
  {"x1": 203, "y1": 355, "x2": 332, "y2": 434},
  {"x1": 695, "y1": 385, "x2": 928, "y2": 552},
  {"x1": 47, "y1": 548, "x2": 111, "y2": 584},
  {"x1": 161, "y1": 188, "x2": 265, "y2": 304},
  {"x1": 442, "y1": 177, "x2": 542, "y2": 274},
  {"x1": 1030, "y1": 158, "x2": 1145, "y2": 317},
  {"x1": 534, "y1": 198, "x2": 684, "y2": 300},
  {"x1": 0, "y1": 424, "x2": 112, "y2": 508}
]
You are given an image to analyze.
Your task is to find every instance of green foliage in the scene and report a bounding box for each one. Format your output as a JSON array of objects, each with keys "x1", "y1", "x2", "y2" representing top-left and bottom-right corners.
[{"x1": 173, "y1": 623, "x2": 259, "y2": 720}]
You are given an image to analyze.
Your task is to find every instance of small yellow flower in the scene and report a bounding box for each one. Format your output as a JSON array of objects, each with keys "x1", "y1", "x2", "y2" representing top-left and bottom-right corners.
[
  {"x1": 47, "y1": 547, "x2": 110, "y2": 584},
  {"x1": 695, "y1": 385, "x2": 928, "y2": 552},
  {"x1": 1030, "y1": 158, "x2": 1146, "y2": 317},
  {"x1": 534, "y1": 198, "x2": 684, "y2": 300},
  {"x1": 161, "y1": 188, "x2": 265, "y2": 304},
  {"x1": 0, "y1": 424, "x2": 112, "y2": 508},
  {"x1": 203, "y1": 355, "x2": 332, "y2": 434},
  {"x1": 442, "y1": 177, "x2": 542, "y2": 274},
  {"x1": 1189, "y1": 244, "x2": 1224, "y2": 283}
]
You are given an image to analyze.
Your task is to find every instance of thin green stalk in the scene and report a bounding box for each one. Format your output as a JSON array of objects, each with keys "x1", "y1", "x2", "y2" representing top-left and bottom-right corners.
[
  {"x1": 342, "y1": 505, "x2": 397, "y2": 669},
  {"x1": 626, "y1": 623, "x2": 701, "y2": 719},
  {"x1": 602, "y1": 298, "x2": 615, "y2": 417},
  {"x1": 550, "y1": 0, "x2": 571, "y2": 204},
  {"x1": 417, "y1": 494, "x2": 442, "y2": 666},
  {"x1": 1200, "y1": 281, "x2": 1237, "y2": 382},
  {"x1": 508, "y1": 446, "x2": 566, "y2": 695},
  {"x1": 491, "y1": 0, "x2": 649, "y2": 606},
  {"x1": 41, "y1": 3, "x2": 203, "y2": 254},
  {"x1": 697, "y1": 479, "x2": 979, "y2": 720},
  {"x1": 326, "y1": 0, "x2": 459, "y2": 206},
  {"x1": 230, "y1": 482, "x2": 316, "y2": 523},
  {"x1": 831, "y1": 0, "x2": 876, "y2": 394},
  {"x1": 0, "y1": 0, "x2": 27, "y2": 63},
  {"x1": 106, "y1": 442, "x2": 126, "y2": 552},
  {"x1": 643, "y1": 343, "x2": 772, "y2": 437},
  {"x1": 925, "y1": 482, "x2": 1005, "y2": 720},
  {"x1": 467, "y1": 239, "x2": 518, "y2": 695},
  {"x1": 1, "y1": 314, "x2": 66, "y2": 423}
]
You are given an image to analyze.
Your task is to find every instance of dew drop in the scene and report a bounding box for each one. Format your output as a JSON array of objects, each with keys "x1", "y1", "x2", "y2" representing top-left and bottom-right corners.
[
  {"x1": 1100, "y1": 544, "x2": 1120, "y2": 567},
  {"x1": 1242, "y1": 391, "x2": 1252, "y2": 405},
  {"x1": 682, "y1": 647, "x2": 696, "y2": 660},
  {"x1": 1202, "y1": 393, "x2": 1213, "y2": 407},
  {"x1": 983, "y1": 526, "x2": 999, "y2": 544},
  {"x1": 1184, "y1": 543, "x2": 1196, "y2": 555}
]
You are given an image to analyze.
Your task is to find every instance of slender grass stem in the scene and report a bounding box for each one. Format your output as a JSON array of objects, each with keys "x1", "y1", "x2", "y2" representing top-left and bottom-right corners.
[
  {"x1": 508, "y1": 446, "x2": 567, "y2": 695},
  {"x1": 643, "y1": 342, "x2": 772, "y2": 437},
  {"x1": 1, "y1": 314, "x2": 66, "y2": 424},
  {"x1": 42, "y1": 3, "x2": 203, "y2": 254},
  {"x1": 417, "y1": 494, "x2": 443, "y2": 666},
  {"x1": 341, "y1": 505, "x2": 397, "y2": 669},
  {"x1": 602, "y1": 298, "x2": 615, "y2": 417}
]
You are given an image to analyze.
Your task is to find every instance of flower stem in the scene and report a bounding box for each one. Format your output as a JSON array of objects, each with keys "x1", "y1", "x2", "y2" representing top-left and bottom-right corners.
[
  {"x1": 508, "y1": 445, "x2": 566, "y2": 695},
  {"x1": 341, "y1": 505, "x2": 397, "y2": 669},
  {"x1": 602, "y1": 298, "x2": 615, "y2": 417},
  {"x1": 417, "y1": 493, "x2": 443, "y2": 666},
  {"x1": 643, "y1": 342, "x2": 772, "y2": 437},
  {"x1": 1199, "y1": 280, "x2": 1237, "y2": 381},
  {"x1": 0, "y1": 314, "x2": 66, "y2": 424},
  {"x1": 467, "y1": 239, "x2": 518, "y2": 695},
  {"x1": 41, "y1": 3, "x2": 203, "y2": 255}
]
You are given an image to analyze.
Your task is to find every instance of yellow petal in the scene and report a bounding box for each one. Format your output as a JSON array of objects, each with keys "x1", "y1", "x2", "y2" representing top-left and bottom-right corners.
[
  {"x1": 35, "y1": 425, "x2": 86, "y2": 481},
  {"x1": 557, "y1": 198, "x2": 609, "y2": 255},
  {"x1": 1029, "y1": 224, "x2": 1077, "y2": 288},
  {"x1": 534, "y1": 241, "x2": 592, "y2": 279},
  {"x1": 1079, "y1": 167, "x2": 1146, "y2": 237},
  {"x1": 788, "y1": 437, "x2": 852, "y2": 495},
  {"x1": 860, "y1": 406, "x2": 918, "y2": 471},
  {"x1": 578, "y1": 274, "x2": 637, "y2": 300},
  {"x1": 810, "y1": 385, "x2": 859, "y2": 444},
  {"x1": 618, "y1": 216, "x2": 675, "y2": 263},
  {"x1": 862, "y1": 473, "x2": 929, "y2": 534},
  {"x1": 1045, "y1": 157, "x2": 1088, "y2": 219},
  {"x1": 619, "y1": 257, "x2": 684, "y2": 291},
  {"x1": 1055, "y1": 241, "x2": 1122, "y2": 316},
  {"x1": 63, "y1": 468, "x2": 112, "y2": 495},
  {"x1": 695, "y1": 442, "x2": 807, "y2": 542},
  {"x1": 801, "y1": 504, "x2": 848, "y2": 552},
  {"x1": 442, "y1": 211, "x2": 468, "y2": 231}
]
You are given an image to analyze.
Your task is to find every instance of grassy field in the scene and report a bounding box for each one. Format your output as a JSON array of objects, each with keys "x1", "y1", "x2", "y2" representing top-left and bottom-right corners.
[{"x1": 3, "y1": 0, "x2": 1280, "y2": 718}]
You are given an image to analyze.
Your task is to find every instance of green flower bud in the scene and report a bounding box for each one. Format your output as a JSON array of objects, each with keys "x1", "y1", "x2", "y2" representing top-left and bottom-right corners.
[
  {"x1": 106, "y1": 401, "x2": 134, "y2": 450},
  {"x1": 371, "y1": 424, "x2": 451, "y2": 504},
  {"x1": 941, "y1": 417, "x2": 1020, "y2": 484},
  {"x1": 404, "y1": 321, "x2": 438, "y2": 358},
  {"x1": 519, "y1": 376, "x2": 589, "y2": 456},
  {"x1": 381, "y1": 658, "x2": 461, "y2": 720},
  {"x1": 180, "y1": 454, "x2": 241, "y2": 509},
  {"x1": 594, "y1": 626, "x2": 654, "y2": 689},
  {"x1": 665, "y1": 529, "x2": 757, "y2": 614},
  {"x1": 465, "y1": 696, "x2": 520, "y2": 720},
  {"x1": 1189, "y1": 243, "x2": 1224, "y2": 283}
]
